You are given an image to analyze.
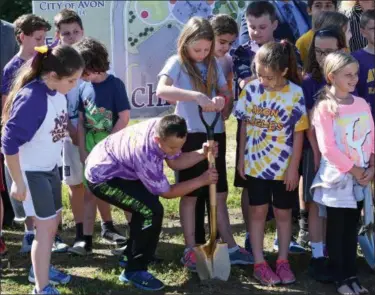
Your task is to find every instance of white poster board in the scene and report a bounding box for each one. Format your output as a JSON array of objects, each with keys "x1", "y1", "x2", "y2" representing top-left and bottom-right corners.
[{"x1": 32, "y1": 0, "x2": 247, "y2": 118}]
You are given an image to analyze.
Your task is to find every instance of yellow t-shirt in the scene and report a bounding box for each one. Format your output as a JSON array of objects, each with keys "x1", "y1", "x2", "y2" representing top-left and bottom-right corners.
[
  {"x1": 234, "y1": 80, "x2": 309, "y2": 180},
  {"x1": 296, "y1": 29, "x2": 315, "y2": 67}
]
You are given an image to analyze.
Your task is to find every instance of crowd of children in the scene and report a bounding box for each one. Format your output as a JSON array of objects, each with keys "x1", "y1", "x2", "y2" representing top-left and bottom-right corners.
[{"x1": 0, "y1": 1, "x2": 374, "y2": 294}]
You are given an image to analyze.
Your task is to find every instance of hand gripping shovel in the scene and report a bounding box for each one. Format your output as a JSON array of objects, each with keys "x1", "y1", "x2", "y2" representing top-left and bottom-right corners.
[
  {"x1": 193, "y1": 106, "x2": 231, "y2": 281},
  {"x1": 358, "y1": 183, "x2": 375, "y2": 270}
]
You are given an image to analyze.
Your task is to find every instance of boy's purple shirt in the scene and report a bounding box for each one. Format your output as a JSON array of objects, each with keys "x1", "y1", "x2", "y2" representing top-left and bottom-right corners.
[
  {"x1": 85, "y1": 118, "x2": 180, "y2": 196},
  {"x1": 1, "y1": 55, "x2": 25, "y2": 95},
  {"x1": 352, "y1": 49, "x2": 375, "y2": 117}
]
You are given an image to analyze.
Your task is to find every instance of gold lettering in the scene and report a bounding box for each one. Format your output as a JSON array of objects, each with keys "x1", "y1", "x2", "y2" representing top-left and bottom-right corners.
[{"x1": 367, "y1": 68, "x2": 375, "y2": 83}]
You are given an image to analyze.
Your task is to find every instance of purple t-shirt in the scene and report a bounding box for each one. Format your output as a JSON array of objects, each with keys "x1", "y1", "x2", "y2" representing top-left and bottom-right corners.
[
  {"x1": 85, "y1": 118, "x2": 179, "y2": 195},
  {"x1": 1, "y1": 55, "x2": 25, "y2": 95},
  {"x1": 352, "y1": 49, "x2": 375, "y2": 116}
]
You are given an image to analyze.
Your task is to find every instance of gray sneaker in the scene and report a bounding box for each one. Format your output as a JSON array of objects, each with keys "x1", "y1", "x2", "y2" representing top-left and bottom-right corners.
[
  {"x1": 20, "y1": 233, "x2": 34, "y2": 254},
  {"x1": 52, "y1": 235, "x2": 69, "y2": 253},
  {"x1": 68, "y1": 240, "x2": 92, "y2": 256},
  {"x1": 296, "y1": 229, "x2": 309, "y2": 248},
  {"x1": 229, "y1": 247, "x2": 254, "y2": 265}
]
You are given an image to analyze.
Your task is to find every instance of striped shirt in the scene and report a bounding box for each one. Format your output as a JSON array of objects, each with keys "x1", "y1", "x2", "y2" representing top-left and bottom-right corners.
[{"x1": 346, "y1": 4, "x2": 368, "y2": 52}]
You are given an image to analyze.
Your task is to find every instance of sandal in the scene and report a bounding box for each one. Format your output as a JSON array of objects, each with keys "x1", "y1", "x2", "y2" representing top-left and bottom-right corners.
[
  {"x1": 347, "y1": 277, "x2": 368, "y2": 294},
  {"x1": 336, "y1": 279, "x2": 358, "y2": 295}
]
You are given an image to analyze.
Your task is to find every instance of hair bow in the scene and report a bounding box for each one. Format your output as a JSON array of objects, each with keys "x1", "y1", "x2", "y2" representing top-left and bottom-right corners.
[{"x1": 34, "y1": 45, "x2": 49, "y2": 54}]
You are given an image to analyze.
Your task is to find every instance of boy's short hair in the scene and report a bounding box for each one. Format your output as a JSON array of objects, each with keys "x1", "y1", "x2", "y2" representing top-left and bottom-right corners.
[
  {"x1": 245, "y1": 1, "x2": 277, "y2": 22},
  {"x1": 209, "y1": 14, "x2": 239, "y2": 37},
  {"x1": 307, "y1": 0, "x2": 338, "y2": 9},
  {"x1": 74, "y1": 37, "x2": 109, "y2": 73},
  {"x1": 360, "y1": 9, "x2": 375, "y2": 28},
  {"x1": 14, "y1": 14, "x2": 51, "y2": 44},
  {"x1": 156, "y1": 115, "x2": 187, "y2": 139},
  {"x1": 54, "y1": 9, "x2": 83, "y2": 31}
]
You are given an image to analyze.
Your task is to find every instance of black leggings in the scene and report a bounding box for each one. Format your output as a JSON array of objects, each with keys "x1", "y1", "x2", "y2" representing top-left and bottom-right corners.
[
  {"x1": 87, "y1": 178, "x2": 163, "y2": 272},
  {"x1": 326, "y1": 203, "x2": 362, "y2": 283}
]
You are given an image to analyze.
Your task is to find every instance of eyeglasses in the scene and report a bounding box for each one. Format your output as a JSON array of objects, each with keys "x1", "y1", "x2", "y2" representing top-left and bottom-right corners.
[{"x1": 314, "y1": 48, "x2": 338, "y2": 57}]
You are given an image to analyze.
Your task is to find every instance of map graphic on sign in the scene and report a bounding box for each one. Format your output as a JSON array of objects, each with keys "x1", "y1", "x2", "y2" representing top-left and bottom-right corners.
[{"x1": 33, "y1": 0, "x2": 247, "y2": 118}]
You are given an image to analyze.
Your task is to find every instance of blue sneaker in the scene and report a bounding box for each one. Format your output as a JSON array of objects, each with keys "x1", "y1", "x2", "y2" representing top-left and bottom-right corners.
[
  {"x1": 244, "y1": 234, "x2": 252, "y2": 254},
  {"x1": 229, "y1": 247, "x2": 254, "y2": 265},
  {"x1": 273, "y1": 239, "x2": 306, "y2": 254},
  {"x1": 20, "y1": 233, "x2": 34, "y2": 254},
  {"x1": 28, "y1": 265, "x2": 71, "y2": 285},
  {"x1": 32, "y1": 284, "x2": 60, "y2": 294},
  {"x1": 119, "y1": 270, "x2": 165, "y2": 291}
]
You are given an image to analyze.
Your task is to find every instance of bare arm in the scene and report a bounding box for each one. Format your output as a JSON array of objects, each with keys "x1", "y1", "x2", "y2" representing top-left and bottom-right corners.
[
  {"x1": 160, "y1": 169, "x2": 217, "y2": 199},
  {"x1": 289, "y1": 131, "x2": 304, "y2": 170},
  {"x1": 77, "y1": 112, "x2": 88, "y2": 163},
  {"x1": 67, "y1": 119, "x2": 78, "y2": 145},
  {"x1": 166, "y1": 150, "x2": 206, "y2": 171},
  {"x1": 111, "y1": 110, "x2": 130, "y2": 134},
  {"x1": 4, "y1": 154, "x2": 26, "y2": 201}
]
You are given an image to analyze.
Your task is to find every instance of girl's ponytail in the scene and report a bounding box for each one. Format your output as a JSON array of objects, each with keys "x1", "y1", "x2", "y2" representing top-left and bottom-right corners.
[
  {"x1": 2, "y1": 45, "x2": 84, "y2": 130},
  {"x1": 280, "y1": 39, "x2": 301, "y2": 85}
]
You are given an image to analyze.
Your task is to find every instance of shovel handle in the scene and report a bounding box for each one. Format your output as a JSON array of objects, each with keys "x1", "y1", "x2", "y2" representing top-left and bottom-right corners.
[{"x1": 207, "y1": 140, "x2": 216, "y2": 207}]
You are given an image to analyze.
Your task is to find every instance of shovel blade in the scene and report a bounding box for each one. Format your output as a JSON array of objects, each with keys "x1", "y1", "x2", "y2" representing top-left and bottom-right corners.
[{"x1": 194, "y1": 242, "x2": 231, "y2": 281}]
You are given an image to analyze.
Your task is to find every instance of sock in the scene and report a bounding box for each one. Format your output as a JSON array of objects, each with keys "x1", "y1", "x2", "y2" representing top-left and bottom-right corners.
[
  {"x1": 299, "y1": 209, "x2": 309, "y2": 232},
  {"x1": 84, "y1": 235, "x2": 93, "y2": 249},
  {"x1": 25, "y1": 230, "x2": 34, "y2": 235},
  {"x1": 101, "y1": 221, "x2": 114, "y2": 231},
  {"x1": 75, "y1": 223, "x2": 83, "y2": 240},
  {"x1": 311, "y1": 241, "x2": 324, "y2": 258},
  {"x1": 228, "y1": 245, "x2": 239, "y2": 254}
]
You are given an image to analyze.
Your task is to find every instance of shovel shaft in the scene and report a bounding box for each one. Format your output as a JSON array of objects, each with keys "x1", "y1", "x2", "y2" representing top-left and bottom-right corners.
[{"x1": 207, "y1": 140, "x2": 217, "y2": 243}]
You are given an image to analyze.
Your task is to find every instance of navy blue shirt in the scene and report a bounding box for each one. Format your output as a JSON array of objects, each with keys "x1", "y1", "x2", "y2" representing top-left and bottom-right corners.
[{"x1": 78, "y1": 74, "x2": 130, "y2": 133}]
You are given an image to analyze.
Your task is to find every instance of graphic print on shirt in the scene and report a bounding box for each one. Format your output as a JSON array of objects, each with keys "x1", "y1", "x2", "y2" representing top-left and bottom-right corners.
[
  {"x1": 82, "y1": 96, "x2": 113, "y2": 132},
  {"x1": 234, "y1": 81, "x2": 309, "y2": 180},
  {"x1": 51, "y1": 110, "x2": 68, "y2": 143},
  {"x1": 368, "y1": 68, "x2": 375, "y2": 95},
  {"x1": 343, "y1": 116, "x2": 372, "y2": 167}
]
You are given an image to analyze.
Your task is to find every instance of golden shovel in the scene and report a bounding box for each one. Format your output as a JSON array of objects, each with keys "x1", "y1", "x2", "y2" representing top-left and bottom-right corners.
[{"x1": 193, "y1": 107, "x2": 231, "y2": 281}]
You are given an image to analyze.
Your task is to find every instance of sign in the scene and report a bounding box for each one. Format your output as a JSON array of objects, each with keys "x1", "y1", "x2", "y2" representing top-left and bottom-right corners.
[{"x1": 32, "y1": 1, "x2": 247, "y2": 118}]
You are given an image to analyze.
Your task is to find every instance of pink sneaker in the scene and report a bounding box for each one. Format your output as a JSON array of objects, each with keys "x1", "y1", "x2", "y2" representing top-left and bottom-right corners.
[
  {"x1": 253, "y1": 262, "x2": 281, "y2": 286},
  {"x1": 180, "y1": 249, "x2": 196, "y2": 272},
  {"x1": 276, "y1": 260, "x2": 296, "y2": 284}
]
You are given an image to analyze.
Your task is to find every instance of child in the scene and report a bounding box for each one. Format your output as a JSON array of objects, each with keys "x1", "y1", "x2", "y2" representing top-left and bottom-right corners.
[
  {"x1": 302, "y1": 27, "x2": 347, "y2": 282},
  {"x1": 53, "y1": 9, "x2": 126, "y2": 253},
  {"x1": 313, "y1": 11, "x2": 352, "y2": 49},
  {"x1": 85, "y1": 115, "x2": 218, "y2": 291},
  {"x1": 296, "y1": 0, "x2": 338, "y2": 66},
  {"x1": 157, "y1": 16, "x2": 252, "y2": 271},
  {"x1": 341, "y1": 0, "x2": 375, "y2": 51},
  {"x1": 235, "y1": 40, "x2": 309, "y2": 285},
  {"x1": 352, "y1": 9, "x2": 375, "y2": 117},
  {"x1": 311, "y1": 51, "x2": 374, "y2": 295},
  {"x1": 0, "y1": 14, "x2": 70, "y2": 254},
  {"x1": 1, "y1": 44, "x2": 84, "y2": 295},
  {"x1": 192, "y1": 14, "x2": 238, "y2": 246},
  {"x1": 76, "y1": 37, "x2": 131, "y2": 254},
  {"x1": 231, "y1": 0, "x2": 305, "y2": 255}
]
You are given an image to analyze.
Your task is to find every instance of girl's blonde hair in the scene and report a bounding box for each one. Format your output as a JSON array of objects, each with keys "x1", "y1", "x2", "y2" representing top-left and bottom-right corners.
[
  {"x1": 313, "y1": 52, "x2": 358, "y2": 116},
  {"x1": 177, "y1": 16, "x2": 217, "y2": 97}
]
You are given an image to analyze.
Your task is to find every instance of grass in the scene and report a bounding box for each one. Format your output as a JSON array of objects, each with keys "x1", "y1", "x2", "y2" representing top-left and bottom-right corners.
[{"x1": 1, "y1": 117, "x2": 374, "y2": 295}]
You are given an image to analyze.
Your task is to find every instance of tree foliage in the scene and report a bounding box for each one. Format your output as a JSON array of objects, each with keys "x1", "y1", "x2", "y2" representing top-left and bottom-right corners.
[{"x1": 0, "y1": 0, "x2": 32, "y2": 23}]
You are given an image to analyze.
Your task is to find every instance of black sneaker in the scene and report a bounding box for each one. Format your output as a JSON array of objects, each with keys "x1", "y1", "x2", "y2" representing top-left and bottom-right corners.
[
  {"x1": 101, "y1": 227, "x2": 127, "y2": 245},
  {"x1": 308, "y1": 257, "x2": 333, "y2": 283}
]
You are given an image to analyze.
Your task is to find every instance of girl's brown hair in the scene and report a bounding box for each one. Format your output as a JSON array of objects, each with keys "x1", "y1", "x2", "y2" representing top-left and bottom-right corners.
[
  {"x1": 252, "y1": 40, "x2": 301, "y2": 85},
  {"x1": 177, "y1": 17, "x2": 217, "y2": 97},
  {"x1": 2, "y1": 45, "x2": 84, "y2": 128},
  {"x1": 305, "y1": 27, "x2": 347, "y2": 82}
]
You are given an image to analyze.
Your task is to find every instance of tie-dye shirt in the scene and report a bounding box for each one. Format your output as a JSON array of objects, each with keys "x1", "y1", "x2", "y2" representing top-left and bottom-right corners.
[
  {"x1": 234, "y1": 80, "x2": 309, "y2": 180},
  {"x1": 85, "y1": 118, "x2": 179, "y2": 195}
]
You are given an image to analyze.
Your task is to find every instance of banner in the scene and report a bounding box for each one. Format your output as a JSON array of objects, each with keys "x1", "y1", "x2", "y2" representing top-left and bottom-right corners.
[{"x1": 32, "y1": 1, "x2": 247, "y2": 118}]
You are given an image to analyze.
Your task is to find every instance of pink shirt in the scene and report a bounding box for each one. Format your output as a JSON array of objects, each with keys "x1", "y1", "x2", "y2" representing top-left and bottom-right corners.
[{"x1": 313, "y1": 96, "x2": 374, "y2": 172}]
